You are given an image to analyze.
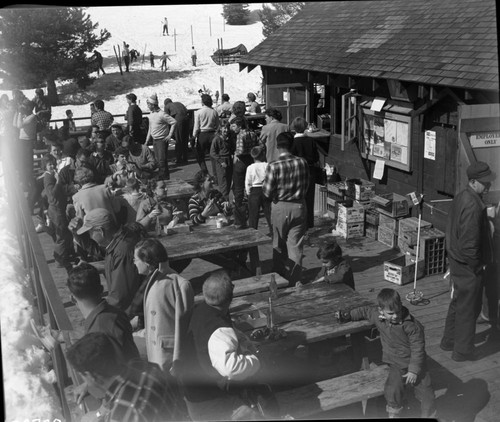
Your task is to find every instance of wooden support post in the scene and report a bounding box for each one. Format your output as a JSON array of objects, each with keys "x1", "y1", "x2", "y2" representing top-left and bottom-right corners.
[
  {"x1": 220, "y1": 76, "x2": 224, "y2": 96},
  {"x1": 209, "y1": 16, "x2": 212, "y2": 37},
  {"x1": 113, "y1": 44, "x2": 123, "y2": 75},
  {"x1": 220, "y1": 38, "x2": 224, "y2": 66}
]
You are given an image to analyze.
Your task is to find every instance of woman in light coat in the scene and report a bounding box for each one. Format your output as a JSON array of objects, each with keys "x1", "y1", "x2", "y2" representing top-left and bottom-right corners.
[{"x1": 133, "y1": 238, "x2": 194, "y2": 377}]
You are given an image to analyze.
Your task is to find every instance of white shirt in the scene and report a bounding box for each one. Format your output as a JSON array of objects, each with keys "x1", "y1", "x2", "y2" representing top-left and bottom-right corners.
[
  {"x1": 207, "y1": 326, "x2": 260, "y2": 381},
  {"x1": 245, "y1": 162, "x2": 268, "y2": 195}
]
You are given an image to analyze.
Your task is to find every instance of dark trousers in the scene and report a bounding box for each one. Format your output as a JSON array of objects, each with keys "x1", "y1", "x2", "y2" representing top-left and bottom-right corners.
[
  {"x1": 384, "y1": 365, "x2": 435, "y2": 418},
  {"x1": 47, "y1": 207, "x2": 74, "y2": 265},
  {"x1": 442, "y1": 257, "x2": 483, "y2": 355},
  {"x1": 163, "y1": 24, "x2": 169, "y2": 35},
  {"x1": 123, "y1": 56, "x2": 130, "y2": 72},
  {"x1": 305, "y1": 172, "x2": 316, "y2": 228},
  {"x1": 481, "y1": 263, "x2": 499, "y2": 322},
  {"x1": 153, "y1": 138, "x2": 169, "y2": 179},
  {"x1": 196, "y1": 131, "x2": 215, "y2": 173},
  {"x1": 192, "y1": 56, "x2": 197, "y2": 66},
  {"x1": 17, "y1": 140, "x2": 34, "y2": 191},
  {"x1": 174, "y1": 117, "x2": 189, "y2": 162},
  {"x1": 214, "y1": 157, "x2": 232, "y2": 200},
  {"x1": 232, "y1": 156, "x2": 252, "y2": 227},
  {"x1": 248, "y1": 186, "x2": 272, "y2": 232},
  {"x1": 271, "y1": 200, "x2": 307, "y2": 285}
]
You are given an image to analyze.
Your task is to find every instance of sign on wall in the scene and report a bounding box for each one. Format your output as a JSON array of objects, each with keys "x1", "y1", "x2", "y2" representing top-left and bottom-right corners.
[
  {"x1": 469, "y1": 132, "x2": 500, "y2": 148},
  {"x1": 424, "y1": 130, "x2": 436, "y2": 160}
]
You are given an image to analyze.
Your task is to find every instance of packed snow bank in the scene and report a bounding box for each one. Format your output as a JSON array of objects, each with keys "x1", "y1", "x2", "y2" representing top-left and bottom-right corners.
[{"x1": 0, "y1": 163, "x2": 63, "y2": 421}]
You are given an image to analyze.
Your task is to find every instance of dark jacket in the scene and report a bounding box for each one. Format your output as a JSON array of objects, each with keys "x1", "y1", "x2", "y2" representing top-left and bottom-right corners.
[
  {"x1": 350, "y1": 305, "x2": 426, "y2": 375},
  {"x1": 84, "y1": 299, "x2": 140, "y2": 363},
  {"x1": 182, "y1": 301, "x2": 233, "y2": 402},
  {"x1": 43, "y1": 171, "x2": 67, "y2": 211},
  {"x1": 104, "y1": 226, "x2": 144, "y2": 312},
  {"x1": 314, "y1": 259, "x2": 355, "y2": 290},
  {"x1": 446, "y1": 186, "x2": 492, "y2": 272}
]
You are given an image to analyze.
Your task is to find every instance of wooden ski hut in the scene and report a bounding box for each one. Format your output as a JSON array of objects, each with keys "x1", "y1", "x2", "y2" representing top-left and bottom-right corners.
[{"x1": 239, "y1": 0, "x2": 499, "y2": 230}]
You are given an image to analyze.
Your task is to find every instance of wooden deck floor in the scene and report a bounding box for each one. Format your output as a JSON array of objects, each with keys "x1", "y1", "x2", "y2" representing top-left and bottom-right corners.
[{"x1": 34, "y1": 157, "x2": 499, "y2": 421}]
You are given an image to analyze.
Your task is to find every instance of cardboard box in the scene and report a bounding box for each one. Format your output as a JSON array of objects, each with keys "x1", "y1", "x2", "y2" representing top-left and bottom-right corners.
[
  {"x1": 346, "y1": 178, "x2": 376, "y2": 201},
  {"x1": 336, "y1": 219, "x2": 365, "y2": 239},
  {"x1": 384, "y1": 255, "x2": 425, "y2": 286},
  {"x1": 337, "y1": 202, "x2": 365, "y2": 223},
  {"x1": 327, "y1": 182, "x2": 347, "y2": 197},
  {"x1": 372, "y1": 193, "x2": 410, "y2": 217},
  {"x1": 378, "y1": 226, "x2": 398, "y2": 248}
]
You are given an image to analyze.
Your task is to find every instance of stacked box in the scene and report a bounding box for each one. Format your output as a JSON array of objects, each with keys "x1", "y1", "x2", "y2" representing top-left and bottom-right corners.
[
  {"x1": 384, "y1": 255, "x2": 426, "y2": 286},
  {"x1": 346, "y1": 178, "x2": 376, "y2": 201},
  {"x1": 365, "y1": 223, "x2": 378, "y2": 240},
  {"x1": 378, "y1": 214, "x2": 401, "y2": 233},
  {"x1": 419, "y1": 228, "x2": 446, "y2": 275},
  {"x1": 378, "y1": 226, "x2": 398, "y2": 248},
  {"x1": 327, "y1": 182, "x2": 347, "y2": 197},
  {"x1": 398, "y1": 217, "x2": 432, "y2": 246},
  {"x1": 337, "y1": 202, "x2": 365, "y2": 223},
  {"x1": 365, "y1": 209, "x2": 380, "y2": 226},
  {"x1": 336, "y1": 219, "x2": 365, "y2": 239},
  {"x1": 355, "y1": 199, "x2": 372, "y2": 209},
  {"x1": 372, "y1": 193, "x2": 410, "y2": 217}
]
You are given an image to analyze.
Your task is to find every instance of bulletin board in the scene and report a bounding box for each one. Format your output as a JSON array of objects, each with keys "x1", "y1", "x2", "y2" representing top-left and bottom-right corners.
[{"x1": 361, "y1": 108, "x2": 412, "y2": 171}]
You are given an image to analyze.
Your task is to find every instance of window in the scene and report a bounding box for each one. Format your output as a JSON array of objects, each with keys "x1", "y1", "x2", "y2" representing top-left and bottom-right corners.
[
  {"x1": 361, "y1": 106, "x2": 412, "y2": 171},
  {"x1": 266, "y1": 83, "x2": 308, "y2": 125}
]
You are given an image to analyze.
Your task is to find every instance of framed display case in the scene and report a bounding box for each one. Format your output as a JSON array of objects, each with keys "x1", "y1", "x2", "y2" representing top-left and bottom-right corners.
[{"x1": 361, "y1": 107, "x2": 412, "y2": 171}]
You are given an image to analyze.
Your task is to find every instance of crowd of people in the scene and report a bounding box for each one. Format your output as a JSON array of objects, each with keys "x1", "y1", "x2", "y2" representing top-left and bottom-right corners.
[{"x1": 2, "y1": 84, "x2": 498, "y2": 421}]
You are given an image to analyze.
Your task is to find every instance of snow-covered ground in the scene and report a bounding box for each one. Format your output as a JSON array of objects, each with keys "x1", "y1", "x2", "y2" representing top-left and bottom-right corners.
[
  {"x1": 1, "y1": 3, "x2": 265, "y2": 123},
  {"x1": 0, "y1": 4, "x2": 266, "y2": 420}
]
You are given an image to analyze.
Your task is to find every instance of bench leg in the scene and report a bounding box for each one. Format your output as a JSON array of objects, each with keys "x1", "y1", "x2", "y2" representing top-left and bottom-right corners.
[{"x1": 361, "y1": 356, "x2": 370, "y2": 415}]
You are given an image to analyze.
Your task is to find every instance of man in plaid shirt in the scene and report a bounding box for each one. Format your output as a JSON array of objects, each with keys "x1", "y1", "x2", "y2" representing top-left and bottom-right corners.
[
  {"x1": 66, "y1": 332, "x2": 183, "y2": 422},
  {"x1": 262, "y1": 131, "x2": 310, "y2": 285},
  {"x1": 91, "y1": 99, "x2": 114, "y2": 138}
]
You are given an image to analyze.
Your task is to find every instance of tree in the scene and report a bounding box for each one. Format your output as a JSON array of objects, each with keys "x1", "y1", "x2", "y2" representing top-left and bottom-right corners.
[
  {"x1": 222, "y1": 3, "x2": 250, "y2": 25},
  {"x1": 0, "y1": 6, "x2": 111, "y2": 105},
  {"x1": 258, "y1": 2, "x2": 305, "y2": 38}
]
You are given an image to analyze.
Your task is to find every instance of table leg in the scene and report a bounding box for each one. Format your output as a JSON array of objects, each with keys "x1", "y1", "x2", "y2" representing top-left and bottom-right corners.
[
  {"x1": 350, "y1": 330, "x2": 368, "y2": 371},
  {"x1": 248, "y1": 246, "x2": 261, "y2": 275}
]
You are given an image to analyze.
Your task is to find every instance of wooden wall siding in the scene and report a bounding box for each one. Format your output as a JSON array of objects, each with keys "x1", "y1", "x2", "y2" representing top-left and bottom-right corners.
[{"x1": 265, "y1": 67, "x2": 308, "y2": 85}]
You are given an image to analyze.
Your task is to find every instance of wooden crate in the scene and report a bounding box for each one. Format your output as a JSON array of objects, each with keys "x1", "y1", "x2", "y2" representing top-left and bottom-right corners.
[
  {"x1": 378, "y1": 226, "x2": 397, "y2": 249},
  {"x1": 384, "y1": 255, "x2": 425, "y2": 286},
  {"x1": 398, "y1": 217, "x2": 432, "y2": 244},
  {"x1": 378, "y1": 213, "x2": 400, "y2": 233},
  {"x1": 337, "y1": 202, "x2": 365, "y2": 223},
  {"x1": 346, "y1": 178, "x2": 376, "y2": 201},
  {"x1": 372, "y1": 193, "x2": 410, "y2": 218},
  {"x1": 365, "y1": 223, "x2": 378, "y2": 240},
  {"x1": 327, "y1": 182, "x2": 347, "y2": 197},
  {"x1": 365, "y1": 209, "x2": 380, "y2": 226},
  {"x1": 336, "y1": 219, "x2": 365, "y2": 239}
]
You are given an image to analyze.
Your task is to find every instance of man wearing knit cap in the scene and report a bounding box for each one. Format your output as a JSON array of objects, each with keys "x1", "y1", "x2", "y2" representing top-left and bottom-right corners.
[
  {"x1": 145, "y1": 93, "x2": 177, "y2": 180},
  {"x1": 441, "y1": 161, "x2": 495, "y2": 362}
]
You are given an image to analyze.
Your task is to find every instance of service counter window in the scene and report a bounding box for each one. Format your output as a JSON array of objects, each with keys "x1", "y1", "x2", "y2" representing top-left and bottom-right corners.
[{"x1": 360, "y1": 105, "x2": 412, "y2": 172}]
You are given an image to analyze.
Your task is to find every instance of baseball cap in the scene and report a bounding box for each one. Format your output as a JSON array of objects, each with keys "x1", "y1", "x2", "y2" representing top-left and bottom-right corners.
[
  {"x1": 466, "y1": 162, "x2": 495, "y2": 184},
  {"x1": 77, "y1": 208, "x2": 115, "y2": 235}
]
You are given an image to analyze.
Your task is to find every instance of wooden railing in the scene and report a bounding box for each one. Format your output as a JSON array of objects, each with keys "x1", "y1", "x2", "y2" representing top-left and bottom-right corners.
[{"x1": 1, "y1": 146, "x2": 75, "y2": 421}]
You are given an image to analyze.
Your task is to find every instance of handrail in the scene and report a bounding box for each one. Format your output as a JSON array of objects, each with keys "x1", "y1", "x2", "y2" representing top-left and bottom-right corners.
[{"x1": 1, "y1": 140, "x2": 74, "y2": 421}]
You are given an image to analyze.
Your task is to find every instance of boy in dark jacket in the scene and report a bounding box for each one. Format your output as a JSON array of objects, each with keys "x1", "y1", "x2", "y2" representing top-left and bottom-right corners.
[
  {"x1": 313, "y1": 239, "x2": 355, "y2": 289},
  {"x1": 336, "y1": 288, "x2": 435, "y2": 418},
  {"x1": 42, "y1": 153, "x2": 74, "y2": 271}
]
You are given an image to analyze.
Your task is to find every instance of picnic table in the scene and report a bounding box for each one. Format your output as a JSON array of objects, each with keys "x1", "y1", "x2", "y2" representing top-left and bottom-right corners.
[
  {"x1": 91, "y1": 224, "x2": 271, "y2": 276},
  {"x1": 231, "y1": 282, "x2": 375, "y2": 363},
  {"x1": 160, "y1": 178, "x2": 194, "y2": 200}
]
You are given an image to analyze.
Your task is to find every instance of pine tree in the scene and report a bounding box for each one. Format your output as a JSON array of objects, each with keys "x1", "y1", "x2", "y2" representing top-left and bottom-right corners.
[
  {"x1": 0, "y1": 6, "x2": 111, "y2": 105},
  {"x1": 258, "y1": 2, "x2": 305, "y2": 38},
  {"x1": 222, "y1": 3, "x2": 250, "y2": 26}
]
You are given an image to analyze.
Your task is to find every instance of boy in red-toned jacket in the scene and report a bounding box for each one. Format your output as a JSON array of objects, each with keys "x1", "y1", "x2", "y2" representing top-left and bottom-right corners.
[{"x1": 336, "y1": 288, "x2": 435, "y2": 418}]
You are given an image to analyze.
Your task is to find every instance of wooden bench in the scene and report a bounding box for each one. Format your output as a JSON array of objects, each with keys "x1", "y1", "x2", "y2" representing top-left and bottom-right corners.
[
  {"x1": 195, "y1": 272, "x2": 288, "y2": 304},
  {"x1": 275, "y1": 362, "x2": 389, "y2": 419}
]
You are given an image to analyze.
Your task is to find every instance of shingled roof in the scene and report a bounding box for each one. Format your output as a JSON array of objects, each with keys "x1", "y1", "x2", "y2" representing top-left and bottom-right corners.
[{"x1": 240, "y1": 0, "x2": 498, "y2": 91}]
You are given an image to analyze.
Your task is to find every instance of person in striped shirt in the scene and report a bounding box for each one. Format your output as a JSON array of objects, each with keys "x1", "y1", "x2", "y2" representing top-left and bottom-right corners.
[{"x1": 262, "y1": 131, "x2": 310, "y2": 286}]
